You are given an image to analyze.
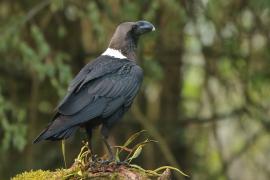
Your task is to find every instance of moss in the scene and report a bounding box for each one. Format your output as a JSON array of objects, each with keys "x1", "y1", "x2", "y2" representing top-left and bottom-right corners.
[
  {"x1": 11, "y1": 170, "x2": 54, "y2": 180},
  {"x1": 12, "y1": 168, "x2": 80, "y2": 180},
  {"x1": 12, "y1": 167, "x2": 151, "y2": 180}
]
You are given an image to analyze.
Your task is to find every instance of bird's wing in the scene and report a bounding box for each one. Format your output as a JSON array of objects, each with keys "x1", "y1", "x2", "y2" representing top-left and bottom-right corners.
[
  {"x1": 57, "y1": 60, "x2": 143, "y2": 120},
  {"x1": 33, "y1": 64, "x2": 143, "y2": 142},
  {"x1": 57, "y1": 56, "x2": 132, "y2": 109},
  {"x1": 67, "y1": 56, "x2": 126, "y2": 93}
]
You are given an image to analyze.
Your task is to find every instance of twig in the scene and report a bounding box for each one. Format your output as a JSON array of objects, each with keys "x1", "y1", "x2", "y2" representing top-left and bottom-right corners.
[{"x1": 24, "y1": 0, "x2": 52, "y2": 24}]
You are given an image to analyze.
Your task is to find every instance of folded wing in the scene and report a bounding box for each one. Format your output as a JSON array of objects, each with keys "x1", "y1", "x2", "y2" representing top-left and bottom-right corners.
[{"x1": 33, "y1": 56, "x2": 143, "y2": 142}]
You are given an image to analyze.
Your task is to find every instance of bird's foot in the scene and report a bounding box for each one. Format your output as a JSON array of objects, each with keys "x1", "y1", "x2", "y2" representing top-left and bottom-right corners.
[
  {"x1": 91, "y1": 154, "x2": 99, "y2": 162},
  {"x1": 98, "y1": 159, "x2": 113, "y2": 165},
  {"x1": 97, "y1": 159, "x2": 129, "y2": 167},
  {"x1": 116, "y1": 160, "x2": 129, "y2": 166},
  {"x1": 97, "y1": 155, "x2": 115, "y2": 164}
]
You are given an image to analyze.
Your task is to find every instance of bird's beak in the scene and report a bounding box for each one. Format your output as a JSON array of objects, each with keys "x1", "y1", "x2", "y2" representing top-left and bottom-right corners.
[{"x1": 134, "y1": 21, "x2": 155, "y2": 35}]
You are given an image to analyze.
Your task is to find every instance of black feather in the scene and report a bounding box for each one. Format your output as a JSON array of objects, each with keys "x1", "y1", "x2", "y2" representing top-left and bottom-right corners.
[{"x1": 34, "y1": 55, "x2": 143, "y2": 142}]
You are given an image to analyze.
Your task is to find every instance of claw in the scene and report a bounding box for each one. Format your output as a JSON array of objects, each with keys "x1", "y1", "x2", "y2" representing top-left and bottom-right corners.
[
  {"x1": 91, "y1": 154, "x2": 99, "y2": 162},
  {"x1": 98, "y1": 159, "x2": 112, "y2": 165},
  {"x1": 116, "y1": 160, "x2": 128, "y2": 166}
]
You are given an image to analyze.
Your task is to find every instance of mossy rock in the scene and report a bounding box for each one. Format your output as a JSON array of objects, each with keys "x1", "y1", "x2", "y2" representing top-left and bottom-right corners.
[
  {"x1": 12, "y1": 133, "x2": 185, "y2": 180},
  {"x1": 12, "y1": 166, "x2": 171, "y2": 180}
]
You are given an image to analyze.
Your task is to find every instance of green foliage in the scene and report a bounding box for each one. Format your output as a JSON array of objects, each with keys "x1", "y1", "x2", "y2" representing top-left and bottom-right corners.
[
  {"x1": 0, "y1": 14, "x2": 72, "y2": 155},
  {"x1": 0, "y1": 90, "x2": 27, "y2": 152},
  {"x1": 143, "y1": 58, "x2": 163, "y2": 82},
  {"x1": 249, "y1": 0, "x2": 270, "y2": 10},
  {"x1": 86, "y1": 1, "x2": 105, "y2": 44}
]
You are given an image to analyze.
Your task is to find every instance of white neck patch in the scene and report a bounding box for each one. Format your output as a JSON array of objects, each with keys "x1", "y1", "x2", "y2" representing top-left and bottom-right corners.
[{"x1": 102, "y1": 48, "x2": 127, "y2": 59}]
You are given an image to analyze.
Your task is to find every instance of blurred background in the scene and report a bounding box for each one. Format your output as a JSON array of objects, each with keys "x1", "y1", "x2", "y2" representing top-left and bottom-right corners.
[{"x1": 1, "y1": 0, "x2": 270, "y2": 179}]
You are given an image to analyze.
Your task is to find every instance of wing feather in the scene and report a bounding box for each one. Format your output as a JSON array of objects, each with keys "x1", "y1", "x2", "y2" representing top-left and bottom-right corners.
[{"x1": 54, "y1": 57, "x2": 143, "y2": 128}]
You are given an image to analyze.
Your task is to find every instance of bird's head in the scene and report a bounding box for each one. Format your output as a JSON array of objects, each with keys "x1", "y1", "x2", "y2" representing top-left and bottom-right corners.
[{"x1": 107, "y1": 21, "x2": 155, "y2": 60}]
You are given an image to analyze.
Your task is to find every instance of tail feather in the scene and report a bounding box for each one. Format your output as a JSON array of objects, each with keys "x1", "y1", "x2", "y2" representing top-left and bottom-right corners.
[
  {"x1": 53, "y1": 126, "x2": 78, "y2": 140},
  {"x1": 33, "y1": 127, "x2": 50, "y2": 143},
  {"x1": 33, "y1": 115, "x2": 79, "y2": 143},
  {"x1": 33, "y1": 126, "x2": 78, "y2": 143}
]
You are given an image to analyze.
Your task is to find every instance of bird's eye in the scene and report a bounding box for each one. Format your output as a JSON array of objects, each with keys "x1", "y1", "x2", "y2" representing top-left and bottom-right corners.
[{"x1": 132, "y1": 24, "x2": 138, "y2": 30}]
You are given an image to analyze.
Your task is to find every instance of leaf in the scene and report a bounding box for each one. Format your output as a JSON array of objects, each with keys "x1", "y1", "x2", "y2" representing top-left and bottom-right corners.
[
  {"x1": 61, "y1": 140, "x2": 67, "y2": 168},
  {"x1": 154, "y1": 166, "x2": 189, "y2": 177},
  {"x1": 123, "y1": 130, "x2": 147, "y2": 148},
  {"x1": 115, "y1": 148, "x2": 120, "y2": 162},
  {"x1": 125, "y1": 139, "x2": 157, "y2": 161},
  {"x1": 77, "y1": 170, "x2": 83, "y2": 176},
  {"x1": 128, "y1": 145, "x2": 142, "y2": 163}
]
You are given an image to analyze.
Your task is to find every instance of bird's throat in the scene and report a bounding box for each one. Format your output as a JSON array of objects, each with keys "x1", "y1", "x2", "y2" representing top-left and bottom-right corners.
[
  {"x1": 102, "y1": 48, "x2": 127, "y2": 59},
  {"x1": 108, "y1": 34, "x2": 138, "y2": 61}
]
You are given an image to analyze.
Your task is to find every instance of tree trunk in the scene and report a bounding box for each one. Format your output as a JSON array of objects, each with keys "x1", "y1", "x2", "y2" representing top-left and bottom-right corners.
[{"x1": 156, "y1": 19, "x2": 192, "y2": 177}]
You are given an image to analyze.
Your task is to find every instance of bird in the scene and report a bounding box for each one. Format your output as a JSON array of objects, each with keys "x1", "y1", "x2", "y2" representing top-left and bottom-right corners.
[{"x1": 33, "y1": 20, "x2": 155, "y2": 161}]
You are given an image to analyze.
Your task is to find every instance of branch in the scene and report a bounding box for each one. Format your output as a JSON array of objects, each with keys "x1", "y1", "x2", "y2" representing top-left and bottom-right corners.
[
  {"x1": 179, "y1": 107, "x2": 246, "y2": 126},
  {"x1": 227, "y1": 131, "x2": 263, "y2": 167},
  {"x1": 215, "y1": 130, "x2": 264, "y2": 178}
]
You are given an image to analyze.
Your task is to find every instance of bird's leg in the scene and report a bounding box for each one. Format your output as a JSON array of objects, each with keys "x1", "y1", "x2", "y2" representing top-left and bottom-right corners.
[
  {"x1": 85, "y1": 127, "x2": 93, "y2": 152},
  {"x1": 85, "y1": 126, "x2": 97, "y2": 161},
  {"x1": 101, "y1": 125, "x2": 114, "y2": 162},
  {"x1": 102, "y1": 137, "x2": 114, "y2": 161}
]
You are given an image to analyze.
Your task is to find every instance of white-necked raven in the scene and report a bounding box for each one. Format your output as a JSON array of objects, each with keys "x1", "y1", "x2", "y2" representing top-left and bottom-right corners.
[{"x1": 33, "y1": 21, "x2": 155, "y2": 160}]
